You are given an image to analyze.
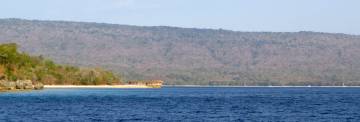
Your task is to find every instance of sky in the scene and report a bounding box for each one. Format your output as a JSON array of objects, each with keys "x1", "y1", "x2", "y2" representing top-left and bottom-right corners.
[{"x1": 0, "y1": 0, "x2": 359, "y2": 34}]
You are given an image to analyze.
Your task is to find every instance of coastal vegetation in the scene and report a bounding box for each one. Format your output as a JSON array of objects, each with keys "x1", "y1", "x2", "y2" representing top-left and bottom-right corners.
[{"x1": 0, "y1": 43, "x2": 121, "y2": 86}]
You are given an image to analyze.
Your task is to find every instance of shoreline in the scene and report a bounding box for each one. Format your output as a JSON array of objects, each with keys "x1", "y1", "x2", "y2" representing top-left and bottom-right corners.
[
  {"x1": 43, "y1": 85, "x2": 360, "y2": 89},
  {"x1": 44, "y1": 85, "x2": 153, "y2": 89},
  {"x1": 163, "y1": 85, "x2": 360, "y2": 88}
]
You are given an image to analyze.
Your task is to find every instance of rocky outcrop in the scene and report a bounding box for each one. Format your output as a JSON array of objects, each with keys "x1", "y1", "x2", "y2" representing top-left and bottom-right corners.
[
  {"x1": 34, "y1": 82, "x2": 44, "y2": 90},
  {"x1": 0, "y1": 80, "x2": 44, "y2": 91},
  {"x1": 0, "y1": 80, "x2": 16, "y2": 90},
  {"x1": 16, "y1": 80, "x2": 34, "y2": 89}
]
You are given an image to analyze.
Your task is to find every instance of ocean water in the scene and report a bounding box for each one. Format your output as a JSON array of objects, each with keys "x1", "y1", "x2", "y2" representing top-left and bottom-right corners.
[{"x1": 0, "y1": 87, "x2": 360, "y2": 122}]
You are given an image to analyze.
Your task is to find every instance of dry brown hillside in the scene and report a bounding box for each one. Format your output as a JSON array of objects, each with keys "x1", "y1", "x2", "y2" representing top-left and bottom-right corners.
[{"x1": 1, "y1": 18, "x2": 360, "y2": 85}]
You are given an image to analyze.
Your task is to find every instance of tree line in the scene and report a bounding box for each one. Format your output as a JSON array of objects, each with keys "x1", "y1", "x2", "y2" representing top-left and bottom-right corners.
[{"x1": 0, "y1": 43, "x2": 121, "y2": 85}]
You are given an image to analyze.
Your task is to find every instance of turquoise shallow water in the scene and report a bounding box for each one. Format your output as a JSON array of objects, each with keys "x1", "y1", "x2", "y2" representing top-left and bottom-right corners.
[{"x1": 0, "y1": 87, "x2": 360, "y2": 121}]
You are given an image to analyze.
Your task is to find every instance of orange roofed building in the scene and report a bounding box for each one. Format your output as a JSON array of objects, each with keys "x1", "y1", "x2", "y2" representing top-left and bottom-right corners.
[{"x1": 127, "y1": 80, "x2": 164, "y2": 88}]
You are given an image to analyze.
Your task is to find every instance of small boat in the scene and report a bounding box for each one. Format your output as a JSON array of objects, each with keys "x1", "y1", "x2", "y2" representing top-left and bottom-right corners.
[{"x1": 342, "y1": 83, "x2": 346, "y2": 87}]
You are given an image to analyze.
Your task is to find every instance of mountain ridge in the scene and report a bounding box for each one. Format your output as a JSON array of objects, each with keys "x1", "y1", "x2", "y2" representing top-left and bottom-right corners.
[
  {"x1": 1, "y1": 18, "x2": 360, "y2": 85},
  {"x1": 2, "y1": 18, "x2": 357, "y2": 36}
]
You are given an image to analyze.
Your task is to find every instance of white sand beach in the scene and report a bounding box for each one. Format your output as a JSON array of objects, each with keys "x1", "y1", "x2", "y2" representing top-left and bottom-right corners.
[{"x1": 44, "y1": 85, "x2": 153, "y2": 89}]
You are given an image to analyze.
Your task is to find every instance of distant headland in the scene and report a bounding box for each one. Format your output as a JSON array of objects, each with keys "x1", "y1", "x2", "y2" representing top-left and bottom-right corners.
[{"x1": 0, "y1": 43, "x2": 163, "y2": 92}]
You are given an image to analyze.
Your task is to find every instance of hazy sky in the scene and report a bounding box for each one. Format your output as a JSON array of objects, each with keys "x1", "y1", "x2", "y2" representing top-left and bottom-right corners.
[{"x1": 1, "y1": 0, "x2": 359, "y2": 34}]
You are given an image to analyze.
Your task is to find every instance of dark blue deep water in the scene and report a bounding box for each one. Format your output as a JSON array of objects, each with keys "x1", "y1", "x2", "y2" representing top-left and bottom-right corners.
[{"x1": 1, "y1": 87, "x2": 360, "y2": 122}]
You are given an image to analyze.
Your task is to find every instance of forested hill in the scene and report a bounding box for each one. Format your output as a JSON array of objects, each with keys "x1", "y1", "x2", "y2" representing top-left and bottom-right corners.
[
  {"x1": 1, "y1": 18, "x2": 360, "y2": 85},
  {"x1": 0, "y1": 43, "x2": 120, "y2": 85}
]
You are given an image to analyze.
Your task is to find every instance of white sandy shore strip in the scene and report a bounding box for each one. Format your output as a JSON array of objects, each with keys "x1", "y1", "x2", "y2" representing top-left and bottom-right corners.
[
  {"x1": 44, "y1": 85, "x2": 360, "y2": 89},
  {"x1": 44, "y1": 85, "x2": 152, "y2": 89}
]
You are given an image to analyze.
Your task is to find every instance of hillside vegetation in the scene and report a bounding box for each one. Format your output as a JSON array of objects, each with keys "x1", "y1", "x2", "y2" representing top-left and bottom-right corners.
[
  {"x1": 0, "y1": 43, "x2": 120, "y2": 85},
  {"x1": 1, "y1": 19, "x2": 360, "y2": 85}
]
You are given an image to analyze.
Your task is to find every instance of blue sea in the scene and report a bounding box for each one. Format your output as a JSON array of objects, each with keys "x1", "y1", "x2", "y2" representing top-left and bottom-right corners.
[{"x1": 1, "y1": 87, "x2": 360, "y2": 122}]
